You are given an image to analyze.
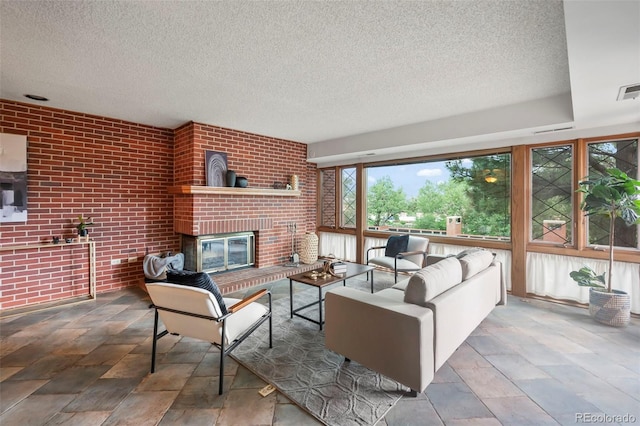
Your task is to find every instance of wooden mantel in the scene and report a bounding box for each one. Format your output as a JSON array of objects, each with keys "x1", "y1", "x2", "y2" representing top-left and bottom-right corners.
[{"x1": 168, "y1": 186, "x2": 301, "y2": 196}]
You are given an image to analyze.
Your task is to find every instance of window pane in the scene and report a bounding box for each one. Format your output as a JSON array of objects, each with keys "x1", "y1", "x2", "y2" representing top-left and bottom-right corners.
[
  {"x1": 531, "y1": 145, "x2": 573, "y2": 244},
  {"x1": 587, "y1": 139, "x2": 638, "y2": 249},
  {"x1": 320, "y1": 169, "x2": 336, "y2": 227},
  {"x1": 341, "y1": 168, "x2": 356, "y2": 228},
  {"x1": 365, "y1": 154, "x2": 510, "y2": 240}
]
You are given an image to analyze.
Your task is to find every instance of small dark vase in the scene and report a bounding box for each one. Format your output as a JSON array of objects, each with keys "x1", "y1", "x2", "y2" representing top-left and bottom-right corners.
[
  {"x1": 226, "y1": 170, "x2": 236, "y2": 187},
  {"x1": 78, "y1": 229, "x2": 88, "y2": 237},
  {"x1": 235, "y1": 176, "x2": 248, "y2": 188}
]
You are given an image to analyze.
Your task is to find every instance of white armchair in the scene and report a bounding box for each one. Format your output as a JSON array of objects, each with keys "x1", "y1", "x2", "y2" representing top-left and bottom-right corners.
[
  {"x1": 367, "y1": 235, "x2": 429, "y2": 283},
  {"x1": 147, "y1": 282, "x2": 272, "y2": 394}
]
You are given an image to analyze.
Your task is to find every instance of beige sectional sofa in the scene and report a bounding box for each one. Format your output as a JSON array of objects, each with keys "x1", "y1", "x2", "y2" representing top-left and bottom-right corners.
[{"x1": 324, "y1": 249, "x2": 506, "y2": 395}]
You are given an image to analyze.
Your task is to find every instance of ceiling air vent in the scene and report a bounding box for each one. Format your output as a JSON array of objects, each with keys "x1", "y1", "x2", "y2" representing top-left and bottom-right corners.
[{"x1": 617, "y1": 83, "x2": 640, "y2": 101}]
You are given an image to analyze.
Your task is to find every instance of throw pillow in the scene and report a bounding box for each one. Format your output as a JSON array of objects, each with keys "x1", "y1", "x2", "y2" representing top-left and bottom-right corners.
[
  {"x1": 166, "y1": 269, "x2": 228, "y2": 316},
  {"x1": 458, "y1": 249, "x2": 495, "y2": 280},
  {"x1": 385, "y1": 234, "x2": 410, "y2": 257},
  {"x1": 404, "y1": 257, "x2": 463, "y2": 306}
]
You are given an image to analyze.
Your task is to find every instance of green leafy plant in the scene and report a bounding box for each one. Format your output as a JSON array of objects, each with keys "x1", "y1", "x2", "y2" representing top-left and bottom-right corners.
[
  {"x1": 570, "y1": 168, "x2": 640, "y2": 293},
  {"x1": 75, "y1": 215, "x2": 94, "y2": 232}
]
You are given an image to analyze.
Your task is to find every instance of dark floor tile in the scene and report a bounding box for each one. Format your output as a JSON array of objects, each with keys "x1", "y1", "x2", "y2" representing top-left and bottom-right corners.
[
  {"x1": 0, "y1": 379, "x2": 48, "y2": 415},
  {"x1": 465, "y1": 335, "x2": 518, "y2": 356},
  {"x1": 425, "y1": 382, "x2": 493, "y2": 421},
  {"x1": 170, "y1": 376, "x2": 227, "y2": 409},
  {"x1": 1, "y1": 342, "x2": 50, "y2": 366},
  {"x1": 62, "y1": 378, "x2": 140, "y2": 412},
  {"x1": 101, "y1": 390, "x2": 178, "y2": 426},
  {"x1": 34, "y1": 365, "x2": 111, "y2": 394},
  {"x1": 158, "y1": 408, "x2": 219, "y2": 426},
  {"x1": 9, "y1": 354, "x2": 82, "y2": 380},
  {"x1": 231, "y1": 365, "x2": 268, "y2": 389},
  {"x1": 75, "y1": 344, "x2": 136, "y2": 366},
  {"x1": 514, "y1": 378, "x2": 600, "y2": 416},
  {"x1": 483, "y1": 396, "x2": 559, "y2": 425},
  {"x1": 384, "y1": 397, "x2": 444, "y2": 426},
  {"x1": 0, "y1": 393, "x2": 76, "y2": 425},
  {"x1": 43, "y1": 410, "x2": 112, "y2": 425},
  {"x1": 272, "y1": 403, "x2": 323, "y2": 426}
]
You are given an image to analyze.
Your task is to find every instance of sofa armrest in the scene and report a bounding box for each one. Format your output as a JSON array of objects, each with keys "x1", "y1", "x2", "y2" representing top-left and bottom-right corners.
[{"x1": 325, "y1": 287, "x2": 435, "y2": 393}]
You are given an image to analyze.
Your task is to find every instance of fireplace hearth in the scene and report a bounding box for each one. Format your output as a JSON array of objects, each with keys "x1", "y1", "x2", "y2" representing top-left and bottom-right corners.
[{"x1": 182, "y1": 232, "x2": 255, "y2": 273}]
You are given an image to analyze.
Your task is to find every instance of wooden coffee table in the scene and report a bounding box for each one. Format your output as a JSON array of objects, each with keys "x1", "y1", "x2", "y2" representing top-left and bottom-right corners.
[{"x1": 288, "y1": 262, "x2": 374, "y2": 330}]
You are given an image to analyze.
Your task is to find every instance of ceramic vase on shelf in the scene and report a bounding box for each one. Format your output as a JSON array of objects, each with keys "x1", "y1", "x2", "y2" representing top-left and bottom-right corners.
[
  {"x1": 235, "y1": 176, "x2": 248, "y2": 188},
  {"x1": 299, "y1": 232, "x2": 319, "y2": 264},
  {"x1": 290, "y1": 174, "x2": 299, "y2": 191},
  {"x1": 226, "y1": 170, "x2": 236, "y2": 188}
]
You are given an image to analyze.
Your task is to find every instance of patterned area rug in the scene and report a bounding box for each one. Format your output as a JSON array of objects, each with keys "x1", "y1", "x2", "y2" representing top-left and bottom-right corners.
[{"x1": 231, "y1": 279, "x2": 405, "y2": 426}]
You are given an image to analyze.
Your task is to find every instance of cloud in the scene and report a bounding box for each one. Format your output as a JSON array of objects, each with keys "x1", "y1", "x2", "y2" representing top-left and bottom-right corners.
[
  {"x1": 417, "y1": 168, "x2": 442, "y2": 177},
  {"x1": 368, "y1": 175, "x2": 376, "y2": 184}
]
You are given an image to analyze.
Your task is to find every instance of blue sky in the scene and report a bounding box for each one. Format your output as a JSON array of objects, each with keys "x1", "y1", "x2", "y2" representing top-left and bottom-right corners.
[{"x1": 366, "y1": 159, "x2": 472, "y2": 198}]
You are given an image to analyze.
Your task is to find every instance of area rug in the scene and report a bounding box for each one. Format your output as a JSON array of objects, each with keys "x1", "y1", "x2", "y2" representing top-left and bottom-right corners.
[{"x1": 231, "y1": 279, "x2": 406, "y2": 426}]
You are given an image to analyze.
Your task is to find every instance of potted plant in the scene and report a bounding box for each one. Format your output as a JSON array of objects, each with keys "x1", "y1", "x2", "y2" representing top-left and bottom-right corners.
[
  {"x1": 76, "y1": 215, "x2": 94, "y2": 239},
  {"x1": 570, "y1": 168, "x2": 640, "y2": 326}
]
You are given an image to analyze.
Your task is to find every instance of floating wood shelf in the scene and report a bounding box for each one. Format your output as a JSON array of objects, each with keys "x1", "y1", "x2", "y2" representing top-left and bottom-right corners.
[{"x1": 168, "y1": 186, "x2": 301, "y2": 197}]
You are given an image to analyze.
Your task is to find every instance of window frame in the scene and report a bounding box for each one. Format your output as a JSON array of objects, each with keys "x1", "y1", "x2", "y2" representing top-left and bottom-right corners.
[
  {"x1": 528, "y1": 142, "x2": 576, "y2": 247},
  {"x1": 525, "y1": 135, "x2": 639, "y2": 262}
]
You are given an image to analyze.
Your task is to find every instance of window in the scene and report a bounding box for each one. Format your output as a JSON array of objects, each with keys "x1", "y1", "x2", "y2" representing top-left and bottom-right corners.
[
  {"x1": 530, "y1": 145, "x2": 573, "y2": 244},
  {"x1": 586, "y1": 138, "x2": 638, "y2": 249},
  {"x1": 365, "y1": 153, "x2": 511, "y2": 239},
  {"x1": 319, "y1": 169, "x2": 336, "y2": 228},
  {"x1": 341, "y1": 167, "x2": 356, "y2": 228}
]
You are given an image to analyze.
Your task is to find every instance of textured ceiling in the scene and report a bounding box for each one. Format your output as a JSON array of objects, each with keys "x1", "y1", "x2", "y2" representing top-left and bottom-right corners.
[{"x1": 0, "y1": 0, "x2": 638, "y2": 163}]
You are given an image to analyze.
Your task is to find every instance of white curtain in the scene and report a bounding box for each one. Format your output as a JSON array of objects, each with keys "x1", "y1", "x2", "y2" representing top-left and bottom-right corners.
[
  {"x1": 318, "y1": 232, "x2": 357, "y2": 261},
  {"x1": 527, "y1": 252, "x2": 640, "y2": 314}
]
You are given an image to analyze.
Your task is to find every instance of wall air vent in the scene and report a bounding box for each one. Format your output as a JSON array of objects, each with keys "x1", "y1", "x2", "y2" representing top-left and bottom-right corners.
[
  {"x1": 617, "y1": 83, "x2": 640, "y2": 101},
  {"x1": 533, "y1": 126, "x2": 574, "y2": 135}
]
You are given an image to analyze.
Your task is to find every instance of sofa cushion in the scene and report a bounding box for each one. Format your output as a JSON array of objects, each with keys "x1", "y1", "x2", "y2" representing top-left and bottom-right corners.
[
  {"x1": 385, "y1": 234, "x2": 409, "y2": 257},
  {"x1": 404, "y1": 257, "x2": 462, "y2": 306},
  {"x1": 457, "y1": 249, "x2": 494, "y2": 280},
  {"x1": 166, "y1": 270, "x2": 228, "y2": 316},
  {"x1": 455, "y1": 247, "x2": 484, "y2": 259}
]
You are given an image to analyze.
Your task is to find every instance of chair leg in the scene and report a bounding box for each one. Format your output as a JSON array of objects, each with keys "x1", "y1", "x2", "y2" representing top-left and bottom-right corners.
[
  {"x1": 151, "y1": 309, "x2": 159, "y2": 373},
  {"x1": 150, "y1": 309, "x2": 170, "y2": 374},
  {"x1": 268, "y1": 294, "x2": 273, "y2": 349},
  {"x1": 219, "y1": 321, "x2": 226, "y2": 395}
]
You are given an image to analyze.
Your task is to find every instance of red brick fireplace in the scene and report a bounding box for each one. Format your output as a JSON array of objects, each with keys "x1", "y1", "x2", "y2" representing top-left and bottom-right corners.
[{"x1": 171, "y1": 122, "x2": 317, "y2": 268}]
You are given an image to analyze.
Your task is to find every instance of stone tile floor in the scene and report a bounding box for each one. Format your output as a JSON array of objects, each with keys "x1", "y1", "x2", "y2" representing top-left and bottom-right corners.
[{"x1": 1, "y1": 271, "x2": 639, "y2": 425}]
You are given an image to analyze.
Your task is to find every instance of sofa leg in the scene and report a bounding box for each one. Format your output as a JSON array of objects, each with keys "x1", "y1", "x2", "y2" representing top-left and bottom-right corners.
[
  {"x1": 407, "y1": 389, "x2": 418, "y2": 397},
  {"x1": 344, "y1": 357, "x2": 350, "y2": 362}
]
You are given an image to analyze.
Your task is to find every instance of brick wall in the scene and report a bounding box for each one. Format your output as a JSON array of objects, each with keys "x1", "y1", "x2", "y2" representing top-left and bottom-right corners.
[
  {"x1": 0, "y1": 100, "x2": 316, "y2": 310},
  {"x1": 172, "y1": 122, "x2": 317, "y2": 267},
  {"x1": 0, "y1": 100, "x2": 177, "y2": 309}
]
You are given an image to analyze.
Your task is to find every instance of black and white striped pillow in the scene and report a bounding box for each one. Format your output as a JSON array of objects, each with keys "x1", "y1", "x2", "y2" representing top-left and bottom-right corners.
[{"x1": 166, "y1": 270, "x2": 228, "y2": 316}]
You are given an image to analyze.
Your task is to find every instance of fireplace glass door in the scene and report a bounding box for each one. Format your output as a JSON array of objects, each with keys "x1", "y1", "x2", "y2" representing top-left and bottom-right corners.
[{"x1": 182, "y1": 232, "x2": 255, "y2": 273}]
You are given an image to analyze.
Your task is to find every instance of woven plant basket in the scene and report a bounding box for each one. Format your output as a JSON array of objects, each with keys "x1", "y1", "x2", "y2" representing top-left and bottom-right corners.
[
  {"x1": 299, "y1": 232, "x2": 319, "y2": 264},
  {"x1": 589, "y1": 288, "x2": 630, "y2": 327}
]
